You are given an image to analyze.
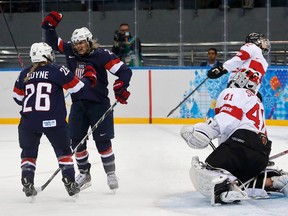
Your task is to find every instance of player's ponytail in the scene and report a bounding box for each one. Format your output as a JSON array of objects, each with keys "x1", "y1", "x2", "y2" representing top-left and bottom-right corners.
[{"x1": 24, "y1": 62, "x2": 47, "y2": 83}]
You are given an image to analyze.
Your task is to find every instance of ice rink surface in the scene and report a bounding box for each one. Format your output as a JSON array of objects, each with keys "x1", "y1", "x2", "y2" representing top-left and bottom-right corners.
[{"x1": 0, "y1": 124, "x2": 287, "y2": 216}]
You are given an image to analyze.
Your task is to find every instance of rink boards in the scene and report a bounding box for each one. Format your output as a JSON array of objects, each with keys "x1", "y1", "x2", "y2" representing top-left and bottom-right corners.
[{"x1": 1, "y1": 67, "x2": 288, "y2": 126}]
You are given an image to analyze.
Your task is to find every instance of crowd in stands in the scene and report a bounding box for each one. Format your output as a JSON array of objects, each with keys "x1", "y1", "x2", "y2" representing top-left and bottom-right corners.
[{"x1": 1, "y1": 0, "x2": 287, "y2": 13}]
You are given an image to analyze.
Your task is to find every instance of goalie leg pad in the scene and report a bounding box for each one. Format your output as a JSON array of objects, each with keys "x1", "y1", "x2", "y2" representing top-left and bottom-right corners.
[
  {"x1": 189, "y1": 156, "x2": 236, "y2": 198},
  {"x1": 190, "y1": 156, "x2": 249, "y2": 205},
  {"x1": 271, "y1": 175, "x2": 288, "y2": 196}
]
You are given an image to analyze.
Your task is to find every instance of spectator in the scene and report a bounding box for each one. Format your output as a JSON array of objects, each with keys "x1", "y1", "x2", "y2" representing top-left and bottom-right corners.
[
  {"x1": 200, "y1": 48, "x2": 222, "y2": 67},
  {"x1": 243, "y1": 0, "x2": 254, "y2": 8},
  {"x1": 218, "y1": 0, "x2": 242, "y2": 9},
  {"x1": 112, "y1": 23, "x2": 143, "y2": 67}
]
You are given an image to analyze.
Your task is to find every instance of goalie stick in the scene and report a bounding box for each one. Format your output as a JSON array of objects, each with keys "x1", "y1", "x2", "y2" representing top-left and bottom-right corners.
[
  {"x1": 269, "y1": 149, "x2": 288, "y2": 161},
  {"x1": 167, "y1": 77, "x2": 209, "y2": 117},
  {"x1": 238, "y1": 149, "x2": 288, "y2": 190},
  {"x1": 209, "y1": 141, "x2": 216, "y2": 150},
  {"x1": 0, "y1": 5, "x2": 24, "y2": 69},
  {"x1": 35, "y1": 101, "x2": 118, "y2": 192}
]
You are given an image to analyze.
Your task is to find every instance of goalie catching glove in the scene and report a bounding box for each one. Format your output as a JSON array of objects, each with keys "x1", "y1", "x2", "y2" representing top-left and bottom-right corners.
[
  {"x1": 113, "y1": 80, "x2": 130, "y2": 104},
  {"x1": 41, "y1": 11, "x2": 63, "y2": 30},
  {"x1": 180, "y1": 118, "x2": 220, "y2": 149},
  {"x1": 207, "y1": 66, "x2": 228, "y2": 79}
]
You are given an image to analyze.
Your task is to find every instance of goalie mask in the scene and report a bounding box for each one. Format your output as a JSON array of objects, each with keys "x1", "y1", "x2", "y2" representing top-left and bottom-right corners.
[
  {"x1": 245, "y1": 32, "x2": 271, "y2": 55},
  {"x1": 229, "y1": 68, "x2": 261, "y2": 93},
  {"x1": 30, "y1": 42, "x2": 55, "y2": 63},
  {"x1": 71, "y1": 27, "x2": 93, "y2": 44}
]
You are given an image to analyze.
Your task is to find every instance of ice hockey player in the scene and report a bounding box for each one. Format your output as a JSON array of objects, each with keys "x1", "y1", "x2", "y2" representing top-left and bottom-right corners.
[
  {"x1": 207, "y1": 32, "x2": 270, "y2": 88},
  {"x1": 13, "y1": 42, "x2": 96, "y2": 199},
  {"x1": 180, "y1": 68, "x2": 288, "y2": 205},
  {"x1": 41, "y1": 11, "x2": 132, "y2": 192}
]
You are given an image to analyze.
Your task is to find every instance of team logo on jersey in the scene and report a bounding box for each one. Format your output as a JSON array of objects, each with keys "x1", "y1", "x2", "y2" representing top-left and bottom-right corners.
[
  {"x1": 259, "y1": 133, "x2": 268, "y2": 145},
  {"x1": 43, "y1": 119, "x2": 57, "y2": 128},
  {"x1": 75, "y1": 62, "x2": 86, "y2": 78}
]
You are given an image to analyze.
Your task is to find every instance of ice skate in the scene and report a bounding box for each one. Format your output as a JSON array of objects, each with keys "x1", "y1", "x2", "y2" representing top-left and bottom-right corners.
[
  {"x1": 22, "y1": 178, "x2": 37, "y2": 198},
  {"x1": 212, "y1": 177, "x2": 249, "y2": 205},
  {"x1": 75, "y1": 163, "x2": 92, "y2": 191},
  {"x1": 75, "y1": 171, "x2": 92, "y2": 191},
  {"x1": 62, "y1": 177, "x2": 80, "y2": 197},
  {"x1": 107, "y1": 173, "x2": 119, "y2": 193}
]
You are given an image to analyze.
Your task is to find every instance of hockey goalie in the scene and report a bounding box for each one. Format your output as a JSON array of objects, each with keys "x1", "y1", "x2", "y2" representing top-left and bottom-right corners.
[{"x1": 180, "y1": 68, "x2": 288, "y2": 205}]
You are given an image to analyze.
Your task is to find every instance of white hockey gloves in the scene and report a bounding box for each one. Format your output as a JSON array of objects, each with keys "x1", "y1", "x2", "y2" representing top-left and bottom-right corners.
[{"x1": 180, "y1": 118, "x2": 220, "y2": 149}]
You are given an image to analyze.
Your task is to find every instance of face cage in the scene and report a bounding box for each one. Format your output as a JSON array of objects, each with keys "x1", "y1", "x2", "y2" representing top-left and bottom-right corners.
[
  {"x1": 261, "y1": 39, "x2": 271, "y2": 55},
  {"x1": 230, "y1": 72, "x2": 260, "y2": 93}
]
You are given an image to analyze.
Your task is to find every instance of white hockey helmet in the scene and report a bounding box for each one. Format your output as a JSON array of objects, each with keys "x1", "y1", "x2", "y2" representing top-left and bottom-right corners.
[
  {"x1": 30, "y1": 42, "x2": 55, "y2": 63},
  {"x1": 229, "y1": 68, "x2": 261, "y2": 93},
  {"x1": 71, "y1": 27, "x2": 93, "y2": 44}
]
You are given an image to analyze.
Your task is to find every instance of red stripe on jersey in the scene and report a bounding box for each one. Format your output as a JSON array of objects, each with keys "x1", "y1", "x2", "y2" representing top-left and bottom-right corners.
[
  {"x1": 249, "y1": 60, "x2": 265, "y2": 76},
  {"x1": 58, "y1": 39, "x2": 64, "y2": 53},
  {"x1": 63, "y1": 77, "x2": 80, "y2": 90},
  {"x1": 237, "y1": 50, "x2": 250, "y2": 60},
  {"x1": 58, "y1": 155, "x2": 73, "y2": 163},
  {"x1": 99, "y1": 147, "x2": 112, "y2": 156},
  {"x1": 13, "y1": 86, "x2": 24, "y2": 96},
  {"x1": 105, "y1": 58, "x2": 121, "y2": 70},
  {"x1": 75, "y1": 150, "x2": 89, "y2": 158},
  {"x1": 217, "y1": 104, "x2": 243, "y2": 120},
  {"x1": 21, "y1": 158, "x2": 36, "y2": 166}
]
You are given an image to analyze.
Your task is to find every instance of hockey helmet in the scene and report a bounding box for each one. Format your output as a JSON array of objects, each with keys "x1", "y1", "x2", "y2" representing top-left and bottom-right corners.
[
  {"x1": 229, "y1": 68, "x2": 261, "y2": 93},
  {"x1": 245, "y1": 32, "x2": 271, "y2": 55},
  {"x1": 30, "y1": 42, "x2": 55, "y2": 63},
  {"x1": 71, "y1": 27, "x2": 93, "y2": 44}
]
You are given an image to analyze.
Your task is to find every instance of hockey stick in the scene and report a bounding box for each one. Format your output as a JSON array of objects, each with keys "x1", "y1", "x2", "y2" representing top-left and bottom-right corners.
[
  {"x1": 167, "y1": 77, "x2": 209, "y2": 117},
  {"x1": 0, "y1": 5, "x2": 24, "y2": 69},
  {"x1": 269, "y1": 149, "x2": 288, "y2": 161},
  {"x1": 209, "y1": 141, "x2": 216, "y2": 150},
  {"x1": 239, "y1": 149, "x2": 288, "y2": 190},
  {"x1": 35, "y1": 101, "x2": 118, "y2": 192}
]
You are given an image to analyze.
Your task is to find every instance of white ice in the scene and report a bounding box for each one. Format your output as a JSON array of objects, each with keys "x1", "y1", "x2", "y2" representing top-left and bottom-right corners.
[{"x1": 0, "y1": 124, "x2": 287, "y2": 216}]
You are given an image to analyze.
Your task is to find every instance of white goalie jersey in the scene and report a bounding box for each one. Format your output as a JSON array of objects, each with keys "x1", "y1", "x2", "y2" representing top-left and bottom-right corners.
[
  {"x1": 214, "y1": 87, "x2": 266, "y2": 144},
  {"x1": 223, "y1": 43, "x2": 268, "y2": 84}
]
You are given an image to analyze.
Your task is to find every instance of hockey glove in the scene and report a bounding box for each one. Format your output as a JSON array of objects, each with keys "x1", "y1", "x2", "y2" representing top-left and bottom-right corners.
[
  {"x1": 83, "y1": 64, "x2": 97, "y2": 87},
  {"x1": 180, "y1": 118, "x2": 220, "y2": 149},
  {"x1": 41, "y1": 11, "x2": 63, "y2": 30},
  {"x1": 113, "y1": 80, "x2": 130, "y2": 104},
  {"x1": 207, "y1": 66, "x2": 228, "y2": 79},
  {"x1": 181, "y1": 125, "x2": 210, "y2": 149}
]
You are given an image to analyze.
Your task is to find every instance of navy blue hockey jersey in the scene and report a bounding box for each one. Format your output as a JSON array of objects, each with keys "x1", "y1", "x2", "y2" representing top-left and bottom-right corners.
[
  {"x1": 45, "y1": 29, "x2": 132, "y2": 105},
  {"x1": 13, "y1": 63, "x2": 84, "y2": 131}
]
